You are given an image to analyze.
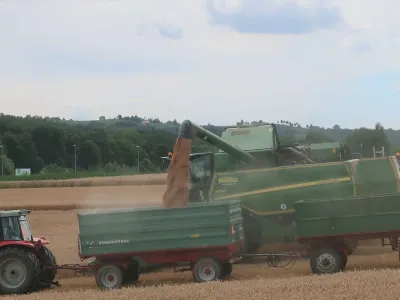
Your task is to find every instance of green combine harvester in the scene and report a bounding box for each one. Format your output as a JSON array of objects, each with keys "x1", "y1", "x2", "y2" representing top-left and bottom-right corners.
[{"x1": 170, "y1": 120, "x2": 400, "y2": 254}]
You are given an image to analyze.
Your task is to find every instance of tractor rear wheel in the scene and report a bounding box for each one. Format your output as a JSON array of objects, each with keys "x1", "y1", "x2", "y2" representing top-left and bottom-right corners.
[
  {"x1": 0, "y1": 247, "x2": 40, "y2": 294},
  {"x1": 38, "y1": 246, "x2": 57, "y2": 282}
]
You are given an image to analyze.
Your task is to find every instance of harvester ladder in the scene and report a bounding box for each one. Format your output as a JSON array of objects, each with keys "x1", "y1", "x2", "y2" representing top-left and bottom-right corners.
[{"x1": 373, "y1": 146, "x2": 385, "y2": 157}]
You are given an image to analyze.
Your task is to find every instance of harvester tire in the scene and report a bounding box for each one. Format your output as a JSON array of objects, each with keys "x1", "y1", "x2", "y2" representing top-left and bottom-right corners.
[
  {"x1": 38, "y1": 246, "x2": 57, "y2": 282},
  {"x1": 124, "y1": 263, "x2": 140, "y2": 284},
  {"x1": 310, "y1": 248, "x2": 343, "y2": 275},
  {"x1": 0, "y1": 247, "x2": 40, "y2": 294},
  {"x1": 95, "y1": 264, "x2": 124, "y2": 289},
  {"x1": 192, "y1": 258, "x2": 222, "y2": 283},
  {"x1": 219, "y1": 262, "x2": 232, "y2": 279}
]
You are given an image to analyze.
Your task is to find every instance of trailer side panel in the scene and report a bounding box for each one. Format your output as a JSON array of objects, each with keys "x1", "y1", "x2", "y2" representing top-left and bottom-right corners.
[
  {"x1": 294, "y1": 193, "x2": 400, "y2": 238},
  {"x1": 78, "y1": 200, "x2": 243, "y2": 257}
]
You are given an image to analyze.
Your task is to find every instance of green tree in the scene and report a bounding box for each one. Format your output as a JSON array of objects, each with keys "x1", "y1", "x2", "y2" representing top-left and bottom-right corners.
[
  {"x1": 79, "y1": 140, "x2": 102, "y2": 169},
  {"x1": 305, "y1": 131, "x2": 333, "y2": 143},
  {"x1": 345, "y1": 123, "x2": 390, "y2": 157},
  {"x1": 0, "y1": 155, "x2": 15, "y2": 175}
]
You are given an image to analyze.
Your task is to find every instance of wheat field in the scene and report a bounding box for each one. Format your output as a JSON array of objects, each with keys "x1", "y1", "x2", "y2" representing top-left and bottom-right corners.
[
  {"x1": 5, "y1": 269, "x2": 400, "y2": 300},
  {"x1": 0, "y1": 173, "x2": 167, "y2": 189},
  {"x1": 1, "y1": 176, "x2": 400, "y2": 299}
]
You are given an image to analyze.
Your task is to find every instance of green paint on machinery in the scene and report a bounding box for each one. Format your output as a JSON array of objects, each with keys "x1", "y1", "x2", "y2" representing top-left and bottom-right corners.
[
  {"x1": 294, "y1": 193, "x2": 400, "y2": 238},
  {"x1": 77, "y1": 200, "x2": 244, "y2": 268},
  {"x1": 175, "y1": 120, "x2": 400, "y2": 252}
]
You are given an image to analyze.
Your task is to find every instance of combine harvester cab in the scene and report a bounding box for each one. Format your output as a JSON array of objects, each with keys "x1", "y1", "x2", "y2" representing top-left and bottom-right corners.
[{"x1": 0, "y1": 209, "x2": 57, "y2": 295}]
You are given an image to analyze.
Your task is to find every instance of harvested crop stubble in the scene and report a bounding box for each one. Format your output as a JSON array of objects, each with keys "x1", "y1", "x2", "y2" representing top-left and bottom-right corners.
[
  {"x1": 0, "y1": 173, "x2": 167, "y2": 189},
  {"x1": 6, "y1": 269, "x2": 400, "y2": 300}
]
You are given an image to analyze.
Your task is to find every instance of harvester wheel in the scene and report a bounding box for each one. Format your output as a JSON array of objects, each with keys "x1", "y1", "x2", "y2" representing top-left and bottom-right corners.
[
  {"x1": 38, "y1": 246, "x2": 57, "y2": 282},
  {"x1": 124, "y1": 263, "x2": 140, "y2": 284},
  {"x1": 0, "y1": 247, "x2": 40, "y2": 294},
  {"x1": 192, "y1": 258, "x2": 222, "y2": 283},
  {"x1": 219, "y1": 262, "x2": 232, "y2": 279},
  {"x1": 95, "y1": 264, "x2": 124, "y2": 289},
  {"x1": 310, "y1": 248, "x2": 343, "y2": 275}
]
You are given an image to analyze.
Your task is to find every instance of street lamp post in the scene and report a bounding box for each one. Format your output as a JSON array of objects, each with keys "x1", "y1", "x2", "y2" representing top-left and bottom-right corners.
[
  {"x1": 136, "y1": 146, "x2": 139, "y2": 173},
  {"x1": 0, "y1": 145, "x2": 3, "y2": 176},
  {"x1": 73, "y1": 145, "x2": 77, "y2": 172}
]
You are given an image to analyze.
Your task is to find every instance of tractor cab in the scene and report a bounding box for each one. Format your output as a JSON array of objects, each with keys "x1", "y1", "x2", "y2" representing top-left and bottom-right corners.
[
  {"x1": 0, "y1": 209, "x2": 48, "y2": 245},
  {"x1": 0, "y1": 210, "x2": 33, "y2": 242}
]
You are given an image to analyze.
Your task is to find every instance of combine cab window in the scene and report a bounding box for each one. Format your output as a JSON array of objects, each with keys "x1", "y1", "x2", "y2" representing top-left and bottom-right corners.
[
  {"x1": 189, "y1": 155, "x2": 212, "y2": 184},
  {"x1": 2, "y1": 217, "x2": 23, "y2": 241},
  {"x1": 189, "y1": 154, "x2": 213, "y2": 202}
]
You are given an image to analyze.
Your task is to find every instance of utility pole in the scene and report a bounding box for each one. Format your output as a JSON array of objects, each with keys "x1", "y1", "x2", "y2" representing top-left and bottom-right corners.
[
  {"x1": 136, "y1": 146, "x2": 140, "y2": 173},
  {"x1": 0, "y1": 145, "x2": 3, "y2": 176},
  {"x1": 73, "y1": 144, "x2": 77, "y2": 172}
]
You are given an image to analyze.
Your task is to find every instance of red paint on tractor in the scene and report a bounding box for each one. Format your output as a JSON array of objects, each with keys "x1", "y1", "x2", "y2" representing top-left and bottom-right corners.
[{"x1": 0, "y1": 240, "x2": 36, "y2": 248}]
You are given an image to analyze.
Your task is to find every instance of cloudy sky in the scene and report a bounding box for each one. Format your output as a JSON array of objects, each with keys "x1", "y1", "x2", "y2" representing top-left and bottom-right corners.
[{"x1": 1, "y1": 0, "x2": 400, "y2": 129}]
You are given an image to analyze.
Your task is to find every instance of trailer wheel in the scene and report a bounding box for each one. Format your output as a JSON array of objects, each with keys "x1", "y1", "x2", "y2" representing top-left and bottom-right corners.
[
  {"x1": 38, "y1": 246, "x2": 57, "y2": 282},
  {"x1": 341, "y1": 254, "x2": 348, "y2": 271},
  {"x1": 124, "y1": 263, "x2": 140, "y2": 284},
  {"x1": 95, "y1": 264, "x2": 124, "y2": 289},
  {"x1": 310, "y1": 248, "x2": 343, "y2": 275},
  {"x1": 0, "y1": 247, "x2": 40, "y2": 294},
  {"x1": 219, "y1": 262, "x2": 232, "y2": 280},
  {"x1": 192, "y1": 258, "x2": 222, "y2": 283}
]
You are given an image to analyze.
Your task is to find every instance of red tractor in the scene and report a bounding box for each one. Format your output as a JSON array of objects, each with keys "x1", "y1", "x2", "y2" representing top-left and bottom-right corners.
[{"x1": 0, "y1": 209, "x2": 57, "y2": 294}]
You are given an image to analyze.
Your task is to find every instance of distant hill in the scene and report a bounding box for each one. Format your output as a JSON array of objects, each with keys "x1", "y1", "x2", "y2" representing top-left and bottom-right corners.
[
  {"x1": 0, "y1": 113, "x2": 397, "y2": 175},
  {"x1": 63, "y1": 116, "x2": 400, "y2": 149},
  {"x1": 7, "y1": 113, "x2": 399, "y2": 147}
]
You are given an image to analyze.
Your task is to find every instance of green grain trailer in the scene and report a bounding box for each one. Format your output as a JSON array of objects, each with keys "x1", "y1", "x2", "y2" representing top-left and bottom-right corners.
[
  {"x1": 76, "y1": 200, "x2": 244, "y2": 289},
  {"x1": 293, "y1": 193, "x2": 400, "y2": 274}
]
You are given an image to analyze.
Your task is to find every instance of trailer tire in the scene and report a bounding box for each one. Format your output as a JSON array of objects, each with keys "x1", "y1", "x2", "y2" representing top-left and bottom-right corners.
[
  {"x1": 38, "y1": 246, "x2": 57, "y2": 282},
  {"x1": 219, "y1": 262, "x2": 232, "y2": 280},
  {"x1": 0, "y1": 247, "x2": 41, "y2": 294},
  {"x1": 310, "y1": 248, "x2": 343, "y2": 275},
  {"x1": 192, "y1": 258, "x2": 222, "y2": 283},
  {"x1": 341, "y1": 255, "x2": 348, "y2": 271},
  {"x1": 124, "y1": 263, "x2": 140, "y2": 284},
  {"x1": 95, "y1": 264, "x2": 124, "y2": 289}
]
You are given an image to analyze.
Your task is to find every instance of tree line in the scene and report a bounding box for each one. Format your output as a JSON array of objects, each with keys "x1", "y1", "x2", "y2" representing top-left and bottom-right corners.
[{"x1": 0, "y1": 113, "x2": 395, "y2": 175}]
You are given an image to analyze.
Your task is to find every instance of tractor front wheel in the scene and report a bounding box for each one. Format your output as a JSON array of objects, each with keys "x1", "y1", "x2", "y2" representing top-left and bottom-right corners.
[{"x1": 0, "y1": 247, "x2": 40, "y2": 294}]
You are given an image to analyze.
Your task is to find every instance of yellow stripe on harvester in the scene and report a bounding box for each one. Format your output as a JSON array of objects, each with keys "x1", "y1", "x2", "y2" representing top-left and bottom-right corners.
[{"x1": 214, "y1": 176, "x2": 352, "y2": 200}]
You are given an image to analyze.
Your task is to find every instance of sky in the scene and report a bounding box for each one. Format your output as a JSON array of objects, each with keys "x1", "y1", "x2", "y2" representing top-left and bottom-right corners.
[{"x1": 1, "y1": 0, "x2": 400, "y2": 129}]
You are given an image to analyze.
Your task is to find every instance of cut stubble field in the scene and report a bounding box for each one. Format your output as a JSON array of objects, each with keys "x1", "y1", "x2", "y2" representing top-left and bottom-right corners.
[{"x1": 1, "y1": 174, "x2": 400, "y2": 299}]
